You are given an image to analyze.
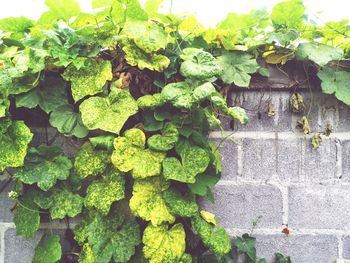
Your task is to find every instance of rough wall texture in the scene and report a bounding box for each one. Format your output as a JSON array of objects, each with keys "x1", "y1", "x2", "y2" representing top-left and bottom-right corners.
[{"x1": 1, "y1": 85, "x2": 350, "y2": 263}]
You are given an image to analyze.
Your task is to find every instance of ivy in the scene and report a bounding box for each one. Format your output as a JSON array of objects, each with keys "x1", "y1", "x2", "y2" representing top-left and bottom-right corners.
[{"x1": 1, "y1": 0, "x2": 349, "y2": 261}]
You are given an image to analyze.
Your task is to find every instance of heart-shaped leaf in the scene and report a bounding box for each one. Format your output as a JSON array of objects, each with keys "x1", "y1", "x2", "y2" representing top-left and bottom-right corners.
[{"x1": 80, "y1": 87, "x2": 138, "y2": 134}]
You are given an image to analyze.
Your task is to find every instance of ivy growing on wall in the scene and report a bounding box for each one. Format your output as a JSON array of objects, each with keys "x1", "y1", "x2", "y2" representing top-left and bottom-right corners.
[{"x1": 0, "y1": 0, "x2": 349, "y2": 262}]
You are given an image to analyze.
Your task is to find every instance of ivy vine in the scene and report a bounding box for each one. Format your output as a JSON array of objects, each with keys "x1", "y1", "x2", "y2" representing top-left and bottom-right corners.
[{"x1": 0, "y1": 0, "x2": 349, "y2": 262}]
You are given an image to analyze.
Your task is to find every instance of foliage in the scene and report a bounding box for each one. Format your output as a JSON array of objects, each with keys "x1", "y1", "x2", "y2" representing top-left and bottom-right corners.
[
  {"x1": 142, "y1": 223, "x2": 186, "y2": 263},
  {"x1": 1, "y1": 0, "x2": 349, "y2": 261},
  {"x1": 33, "y1": 234, "x2": 62, "y2": 263}
]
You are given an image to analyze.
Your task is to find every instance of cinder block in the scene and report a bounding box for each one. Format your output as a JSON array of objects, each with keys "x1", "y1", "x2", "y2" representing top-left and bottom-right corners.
[
  {"x1": 254, "y1": 234, "x2": 338, "y2": 263},
  {"x1": 342, "y1": 236, "x2": 350, "y2": 259},
  {"x1": 200, "y1": 184, "x2": 283, "y2": 229},
  {"x1": 210, "y1": 138, "x2": 238, "y2": 181},
  {"x1": 231, "y1": 91, "x2": 292, "y2": 132},
  {"x1": 291, "y1": 92, "x2": 339, "y2": 133},
  {"x1": 241, "y1": 138, "x2": 277, "y2": 181},
  {"x1": 4, "y1": 229, "x2": 43, "y2": 263},
  {"x1": 276, "y1": 138, "x2": 303, "y2": 182},
  {"x1": 289, "y1": 186, "x2": 350, "y2": 230},
  {"x1": 342, "y1": 140, "x2": 350, "y2": 181},
  {"x1": 0, "y1": 181, "x2": 15, "y2": 222},
  {"x1": 4, "y1": 228, "x2": 71, "y2": 263},
  {"x1": 302, "y1": 138, "x2": 337, "y2": 182},
  {"x1": 338, "y1": 101, "x2": 350, "y2": 132}
]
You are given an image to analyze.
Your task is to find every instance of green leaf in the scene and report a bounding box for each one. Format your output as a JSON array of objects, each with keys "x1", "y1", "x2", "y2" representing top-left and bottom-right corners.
[
  {"x1": 137, "y1": 93, "x2": 165, "y2": 109},
  {"x1": 161, "y1": 81, "x2": 194, "y2": 109},
  {"x1": 200, "y1": 210, "x2": 218, "y2": 225},
  {"x1": 45, "y1": 0, "x2": 81, "y2": 21},
  {"x1": 188, "y1": 174, "x2": 220, "y2": 197},
  {"x1": 163, "y1": 141, "x2": 210, "y2": 183},
  {"x1": 50, "y1": 104, "x2": 89, "y2": 138},
  {"x1": 144, "y1": 0, "x2": 164, "y2": 16},
  {"x1": 14, "y1": 189, "x2": 40, "y2": 239},
  {"x1": 80, "y1": 87, "x2": 138, "y2": 134},
  {"x1": 147, "y1": 123, "x2": 179, "y2": 151},
  {"x1": 234, "y1": 233, "x2": 256, "y2": 262},
  {"x1": 143, "y1": 223, "x2": 186, "y2": 263},
  {"x1": 210, "y1": 94, "x2": 249, "y2": 124},
  {"x1": 121, "y1": 0, "x2": 148, "y2": 21},
  {"x1": 14, "y1": 145, "x2": 72, "y2": 191},
  {"x1": 74, "y1": 210, "x2": 141, "y2": 263},
  {"x1": 275, "y1": 253, "x2": 291, "y2": 263},
  {"x1": 296, "y1": 43, "x2": 343, "y2": 66},
  {"x1": 84, "y1": 167, "x2": 125, "y2": 215},
  {"x1": 0, "y1": 17, "x2": 34, "y2": 39},
  {"x1": 271, "y1": 0, "x2": 305, "y2": 29},
  {"x1": 0, "y1": 119, "x2": 32, "y2": 172},
  {"x1": 74, "y1": 142, "x2": 109, "y2": 179},
  {"x1": 162, "y1": 188, "x2": 198, "y2": 217},
  {"x1": 16, "y1": 76, "x2": 67, "y2": 113},
  {"x1": 317, "y1": 67, "x2": 350, "y2": 106},
  {"x1": 191, "y1": 214, "x2": 231, "y2": 256},
  {"x1": 129, "y1": 177, "x2": 175, "y2": 226},
  {"x1": 161, "y1": 81, "x2": 216, "y2": 109},
  {"x1": 123, "y1": 44, "x2": 170, "y2": 72},
  {"x1": 180, "y1": 48, "x2": 221, "y2": 80},
  {"x1": 78, "y1": 243, "x2": 94, "y2": 263},
  {"x1": 89, "y1": 135, "x2": 115, "y2": 152},
  {"x1": 144, "y1": 112, "x2": 164, "y2": 131},
  {"x1": 217, "y1": 51, "x2": 258, "y2": 87},
  {"x1": 62, "y1": 59, "x2": 112, "y2": 102},
  {"x1": 33, "y1": 234, "x2": 62, "y2": 263},
  {"x1": 111, "y1": 128, "x2": 166, "y2": 179},
  {"x1": 35, "y1": 188, "x2": 83, "y2": 219},
  {"x1": 122, "y1": 20, "x2": 168, "y2": 53}
]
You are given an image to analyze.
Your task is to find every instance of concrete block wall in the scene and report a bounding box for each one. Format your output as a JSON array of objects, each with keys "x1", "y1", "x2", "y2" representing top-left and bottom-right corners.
[
  {"x1": 1, "y1": 89, "x2": 350, "y2": 262},
  {"x1": 204, "y1": 89, "x2": 350, "y2": 263}
]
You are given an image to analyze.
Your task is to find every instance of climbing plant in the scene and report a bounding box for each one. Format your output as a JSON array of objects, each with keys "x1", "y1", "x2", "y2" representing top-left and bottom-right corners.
[{"x1": 0, "y1": 0, "x2": 349, "y2": 262}]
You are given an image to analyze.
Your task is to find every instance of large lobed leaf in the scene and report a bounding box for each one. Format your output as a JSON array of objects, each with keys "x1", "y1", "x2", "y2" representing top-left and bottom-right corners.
[
  {"x1": 14, "y1": 145, "x2": 72, "y2": 191},
  {"x1": 33, "y1": 234, "x2": 62, "y2": 263},
  {"x1": 216, "y1": 51, "x2": 258, "y2": 87},
  {"x1": 163, "y1": 140, "x2": 210, "y2": 183},
  {"x1": 129, "y1": 177, "x2": 174, "y2": 226},
  {"x1": 13, "y1": 189, "x2": 40, "y2": 239},
  {"x1": 143, "y1": 223, "x2": 186, "y2": 263},
  {"x1": 0, "y1": 119, "x2": 32, "y2": 172},
  {"x1": 191, "y1": 214, "x2": 231, "y2": 256},
  {"x1": 123, "y1": 44, "x2": 170, "y2": 72},
  {"x1": 80, "y1": 87, "x2": 138, "y2": 134},
  {"x1": 84, "y1": 166, "x2": 125, "y2": 215},
  {"x1": 122, "y1": 20, "x2": 168, "y2": 53},
  {"x1": 111, "y1": 128, "x2": 166, "y2": 179},
  {"x1": 180, "y1": 48, "x2": 221, "y2": 81},
  {"x1": 147, "y1": 123, "x2": 179, "y2": 151},
  {"x1": 74, "y1": 142, "x2": 109, "y2": 179},
  {"x1": 74, "y1": 210, "x2": 141, "y2": 263},
  {"x1": 296, "y1": 43, "x2": 343, "y2": 66},
  {"x1": 317, "y1": 67, "x2": 350, "y2": 106},
  {"x1": 62, "y1": 59, "x2": 112, "y2": 102},
  {"x1": 34, "y1": 188, "x2": 83, "y2": 219}
]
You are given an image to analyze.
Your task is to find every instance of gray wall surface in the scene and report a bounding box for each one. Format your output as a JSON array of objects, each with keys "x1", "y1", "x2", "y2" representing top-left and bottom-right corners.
[{"x1": 1, "y1": 87, "x2": 350, "y2": 263}]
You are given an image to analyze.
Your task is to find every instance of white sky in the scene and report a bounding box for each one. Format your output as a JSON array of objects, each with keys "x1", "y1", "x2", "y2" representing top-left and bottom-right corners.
[{"x1": 0, "y1": 0, "x2": 349, "y2": 27}]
